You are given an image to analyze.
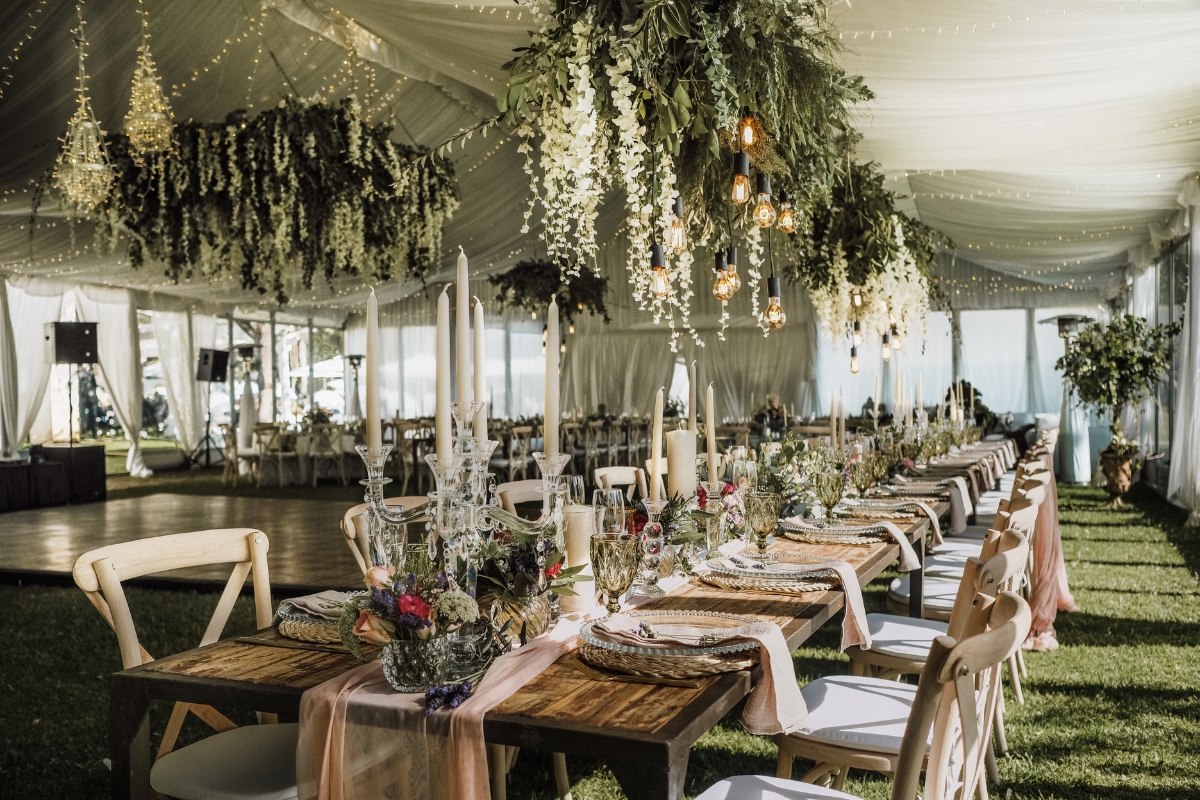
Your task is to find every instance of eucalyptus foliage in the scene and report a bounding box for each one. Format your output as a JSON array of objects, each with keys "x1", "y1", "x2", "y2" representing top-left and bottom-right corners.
[
  {"x1": 98, "y1": 98, "x2": 459, "y2": 304},
  {"x1": 1056, "y1": 314, "x2": 1181, "y2": 439}
]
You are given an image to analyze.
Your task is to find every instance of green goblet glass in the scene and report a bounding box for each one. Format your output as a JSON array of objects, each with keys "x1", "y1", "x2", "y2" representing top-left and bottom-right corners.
[
  {"x1": 851, "y1": 461, "x2": 874, "y2": 495},
  {"x1": 589, "y1": 533, "x2": 641, "y2": 615},
  {"x1": 813, "y1": 471, "x2": 847, "y2": 516},
  {"x1": 743, "y1": 491, "x2": 782, "y2": 560}
]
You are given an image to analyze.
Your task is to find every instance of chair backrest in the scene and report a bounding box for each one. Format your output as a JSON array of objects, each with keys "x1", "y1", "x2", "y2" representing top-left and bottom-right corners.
[
  {"x1": 497, "y1": 479, "x2": 544, "y2": 515},
  {"x1": 310, "y1": 423, "x2": 344, "y2": 457},
  {"x1": 509, "y1": 426, "x2": 533, "y2": 460},
  {"x1": 643, "y1": 458, "x2": 669, "y2": 500},
  {"x1": 72, "y1": 529, "x2": 273, "y2": 671},
  {"x1": 595, "y1": 466, "x2": 648, "y2": 501},
  {"x1": 341, "y1": 496, "x2": 430, "y2": 573},
  {"x1": 716, "y1": 425, "x2": 750, "y2": 447},
  {"x1": 945, "y1": 529, "x2": 1029, "y2": 640},
  {"x1": 891, "y1": 591, "x2": 1032, "y2": 800}
]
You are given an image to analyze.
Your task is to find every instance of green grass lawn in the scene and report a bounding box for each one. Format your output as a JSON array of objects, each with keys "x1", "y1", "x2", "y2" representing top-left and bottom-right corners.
[{"x1": 1, "y1": 484, "x2": 1196, "y2": 798}]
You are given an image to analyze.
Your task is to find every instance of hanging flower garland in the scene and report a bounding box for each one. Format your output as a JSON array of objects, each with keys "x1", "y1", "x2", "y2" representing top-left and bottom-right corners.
[
  {"x1": 500, "y1": 0, "x2": 869, "y2": 349},
  {"x1": 97, "y1": 97, "x2": 458, "y2": 304}
]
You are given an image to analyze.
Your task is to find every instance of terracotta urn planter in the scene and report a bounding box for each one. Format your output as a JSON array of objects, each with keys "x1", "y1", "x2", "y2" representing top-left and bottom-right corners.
[{"x1": 1100, "y1": 450, "x2": 1133, "y2": 509}]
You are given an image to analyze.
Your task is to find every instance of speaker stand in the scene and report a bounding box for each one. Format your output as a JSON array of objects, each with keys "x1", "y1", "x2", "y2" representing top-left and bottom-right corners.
[{"x1": 190, "y1": 381, "x2": 221, "y2": 468}]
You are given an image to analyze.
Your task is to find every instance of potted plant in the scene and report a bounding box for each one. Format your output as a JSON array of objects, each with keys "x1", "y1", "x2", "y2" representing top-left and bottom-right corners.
[{"x1": 1056, "y1": 314, "x2": 1181, "y2": 508}]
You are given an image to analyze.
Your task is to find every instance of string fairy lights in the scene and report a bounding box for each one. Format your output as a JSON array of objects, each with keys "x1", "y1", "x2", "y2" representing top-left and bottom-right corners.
[
  {"x1": 55, "y1": 3, "x2": 112, "y2": 210},
  {"x1": 123, "y1": 0, "x2": 174, "y2": 158}
]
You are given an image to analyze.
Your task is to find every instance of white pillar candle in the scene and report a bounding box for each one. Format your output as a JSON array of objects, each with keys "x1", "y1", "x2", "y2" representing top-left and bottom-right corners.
[
  {"x1": 873, "y1": 373, "x2": 880, "y2": 417},
  {"x1": 435, "y1": 287, "x2": 452, "y2": 468},
  {"x1": 455, "y1": 248, "x2": 473, "y2": 416},
  {"x1": 473, "y1": 297, "x2": 487, "y2": 439},
  {"x1": 365, "y1": 288, "x2": 383, "y2": 458},
  {"x1": 561, "y1": 503, "x2": 597, "y2": 613},
  {"x1": 545, "y1": 297, "x2": 560, "y2": 458},
  {"x1": 706, "y1": 382, "x2": 718, "y2": 482},
  {"x1": 650, "y1": 388, "x2": 664, "y2": 502},
  {"x1": 666, "y1": 429, "x2": 698, "y2": 500},
  {"x1": 688, "y1": 361, "x2": 697, "y2": 433}
]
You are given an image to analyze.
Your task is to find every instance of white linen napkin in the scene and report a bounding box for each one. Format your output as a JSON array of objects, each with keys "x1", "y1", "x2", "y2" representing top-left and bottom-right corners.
[
  {"x1": 279, "y1": 590, "x2": 352, "y2": 620},
  {"x1": 781, "y1": 516, "x2": 920, "y2": 572},
  {"x1": 592, "y1": 613, "x2": 808, "y2": 735}
]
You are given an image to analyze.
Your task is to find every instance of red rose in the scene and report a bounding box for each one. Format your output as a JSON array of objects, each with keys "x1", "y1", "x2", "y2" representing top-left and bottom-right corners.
[
  {"x1": 545, "y1": 562, "x2": 562, "y2": 579},
  {"x1": 698, "y1": 487, "x2": 707, "y2": 506},
  {"x1": 629, "y1": 510, "x2": 648, "y2": 536},
  {"x1": 720, "y1": 481, "x2": 736, "y2": 497},
  {"x1": 397, "y1": 594, "x2": 431, "y2": 619}
]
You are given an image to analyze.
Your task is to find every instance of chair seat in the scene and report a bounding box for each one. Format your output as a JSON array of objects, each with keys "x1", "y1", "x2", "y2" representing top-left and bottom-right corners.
[
  {"x1": 864, "y1": 613, "x2": 949, "y2": 659},
  {"x1": 888, "y1": 574, "x2": 960, "y2": 613},
  {"x1": 696, "y1": 774, "x2": 860, "y2": 800},
  {"x1": 948, "y1": 524, "x2": 991, "y2": 541},
  {"x1": 931, "y1": 538, "x2": 983, "y2": 557},
  {"x1": 151, "y1": 723, "x2": 299, "y2": 800},
  {"x1": 925, "y1": 552, "x2": 970, "y2": 579},
  {"x1": 788, "y1": 675, "x2": 928, "y2": 755}
]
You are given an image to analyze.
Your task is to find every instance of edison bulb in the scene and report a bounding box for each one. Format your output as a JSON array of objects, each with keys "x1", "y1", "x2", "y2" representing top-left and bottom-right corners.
[
  {"x1": 666, "y1": 196, "x2": 687, "y2": 254},
  {"x1": 763, "y1": 277, "x2": 786, "y2": 330},
  {"x1": 560, "y1": 341, "x2": 566, "y2": 354},
  {"x1": 852, "y1": 292, "x2": 862, "y2": 307},
  {"x1": 568, "y1": 324, "x2": 575, "y2": 335},
  {"x1": 881, "y1": 333, "x2": 891, "y2": 361},
  {"x1": 725, "y1": 262, "x2": 742, "y2": 293},
  {"x1": 777, "y1": 192, "x2": 796, "y2": 234},
  {"x1": 650, "y1": 266, "x2": 670, "y2": 297},
  {"x1": 852, "y1": 320, "x2": 862, "y2": 347},
  {"x1": 753, "y1": 174, "x2": 775, "y2": 228},
  {"x1": 731, "y1": 174, "x2": 751, "y2": 205},
  {"x1": 850, "y1": 346, "x2": 859, "y2": 374},
  {"x1": 731, "y1": 152, "x2": 751, "y2": 205},
  {"x1": 738, "y1": 111, "x2": 757, "y2": 147},
  {"x1": 892, "y1": 329, "x2": 904, "y2": 351},
  {"x1": 713, "y1": 270, "x2": 735, "y2": 302}
]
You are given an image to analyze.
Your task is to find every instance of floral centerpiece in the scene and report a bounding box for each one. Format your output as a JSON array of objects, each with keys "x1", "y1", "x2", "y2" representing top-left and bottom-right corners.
[
  {"x1": 757, "y1": 435, "x2": 848, "y2": 516},
  {"x1": 338, "y1": 554, "x2": 479, "y2": 693},
  {"x1": 631, "y1": 493, "x2": 710, "y2": 573},
  {"x1": 1056, "y1": 314, "x2": 1181, "y2": 508}
]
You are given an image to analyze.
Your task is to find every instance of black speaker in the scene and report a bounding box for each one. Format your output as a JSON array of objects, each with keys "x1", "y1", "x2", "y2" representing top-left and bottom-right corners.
[
  {"x1": 196, "y1": 348, "x2": 230, "y2": 382},
  {"x1": 44, "y1": 322, "x2": 98, "y2": 364},
  {"x1": 41, "y1": 443, "x2": 107, "y2": 504}
]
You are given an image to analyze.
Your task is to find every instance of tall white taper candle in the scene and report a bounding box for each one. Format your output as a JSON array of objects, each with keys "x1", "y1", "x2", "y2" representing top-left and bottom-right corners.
[
  {"x1": 650, "y1": 388, "x2": 664, "y2": 502},
  {"x1": 473, "y1": 297, "x2": 487, "y2": 439},
  {"x1": 706, "y1": 383, "x2": 718, "y2": 481},
  {"x1": 435, "y1": 287, "x2": 452, "y2": 468},
  {"x1": 688, "y1": 361, "x2": 697, "y2": 433},
  {"x1": 456, "y1": 248, "x2": 473, "y2": 415},
  {"x1": 365, "y1": 288, "x2": 383, "y2": 458},
  {"x1": 545, "y1": 297, "x2": 560, "y2": 458}
]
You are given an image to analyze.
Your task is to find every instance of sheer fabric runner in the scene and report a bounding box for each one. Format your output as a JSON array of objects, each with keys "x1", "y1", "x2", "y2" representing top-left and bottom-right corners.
[{"x1": 1025, "y1": 448, "x2": 1078, "y2": 651}]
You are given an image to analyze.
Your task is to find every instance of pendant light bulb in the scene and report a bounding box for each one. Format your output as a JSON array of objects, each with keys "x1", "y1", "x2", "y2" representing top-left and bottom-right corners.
[
  {"x1": 725, "y1": 246, "x2": 742, "y2": 293},
  {"x1": 852, "y1": 292, "x2": 862, "y2": 308},
  {"x1": 731, "y1": 152, "x2": 751, "y2": 205},
  {"x1": 852, "y1": 320, "x2": 862, "y2": 347},
  {"x1": 753, "y1": 173, "x2": 776, "y2": 228},
  {"x1": 738, "y1": 109, "x2": 758, "y2": 148},
  {"x1": 892, "y1": 326, "x2": 904, "y2": 351},
  {"x1": 850, "y1": 346, "x2": 859, "y2": 374},
  {"x1": 777, "y1": 191, "x2": 796, "y2": 234},
  {"x1": 712, "y1": 251, "x2": 735, "y2": 302},
  {"x1": 649, "y1": 244, "x2": 670, "y2": 296},
  {"x1": 881, "y1": 331, "x2": 891, "y2": 362},
  {"x1": 666, "y1": 195, "x2": 687, "y2": 254},
  {"x1": 763, "y1": 276, "x2": 786, "y2": 331}
]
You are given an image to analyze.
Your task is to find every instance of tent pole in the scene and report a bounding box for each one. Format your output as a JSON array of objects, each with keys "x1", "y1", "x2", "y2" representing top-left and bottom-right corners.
[
  {"x1": 269, "y1": 311, "x2": 278, "y2": 423},
  {"x1": 307, "y1": 318, "x2": 315, "y2": 414}
]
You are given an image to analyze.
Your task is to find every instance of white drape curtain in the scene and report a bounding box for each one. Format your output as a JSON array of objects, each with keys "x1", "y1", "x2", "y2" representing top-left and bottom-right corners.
[
  {"x1": 153, "y1": 310, "x2": 218, "y2": 455},
  {"x1": 561, "y1": 333, "x2": 676, "y2": 418},
  {"x1": 8, "y1": 280, "x2": 63, "y2": 447},
  {"x1": 1168, "y1": 222, "x2": 1200, "y2": 525},
  {"x1": 1121, "y1": 268, "x2": 1158, "y2": 453},
  {"x1": 0, "y1": 280, "x2": 20, "y2": 458},
  {"x1": 74, "y1": 288, "x2": 152, "y2": 477}
]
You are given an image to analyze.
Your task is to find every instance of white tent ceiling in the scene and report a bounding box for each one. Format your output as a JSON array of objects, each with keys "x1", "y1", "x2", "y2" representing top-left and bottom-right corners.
[{"x1": 0, "y1": 0, "x2": 1196, "y2": 317}]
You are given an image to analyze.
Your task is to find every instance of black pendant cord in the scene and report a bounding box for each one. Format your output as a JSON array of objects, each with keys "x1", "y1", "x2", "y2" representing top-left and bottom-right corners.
[{"x1": 768, "y1": 225, "x2": 775, "y2": 278}]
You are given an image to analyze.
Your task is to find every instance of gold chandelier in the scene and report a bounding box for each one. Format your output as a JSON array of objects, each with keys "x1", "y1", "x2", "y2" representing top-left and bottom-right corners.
[
  {"x1": 124, "y1": 2, "x2": 173, "y2": 157},
  {"x1": 55, "y1": 5, "x2": 111, "y2": 209}
]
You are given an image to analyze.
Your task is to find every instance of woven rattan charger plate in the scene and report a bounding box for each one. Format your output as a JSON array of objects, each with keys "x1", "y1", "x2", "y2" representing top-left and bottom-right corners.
[
  {"x1": 276, "y1": 610, "x2": 341, "y2": 644},
  {"x1": 579, "y1": 611, "x2": 761, "y2": 679}
]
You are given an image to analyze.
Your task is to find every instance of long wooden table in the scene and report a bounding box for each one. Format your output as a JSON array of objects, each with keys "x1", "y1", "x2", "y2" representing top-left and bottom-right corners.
[{"x1": 108, "y1": 504, "x2": 946, "y2": 800}]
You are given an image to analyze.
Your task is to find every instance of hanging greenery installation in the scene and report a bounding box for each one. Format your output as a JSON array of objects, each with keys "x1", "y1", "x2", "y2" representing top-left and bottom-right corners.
[
  {"x1": 98, "y1": 97, "x2": 459, "y2": 304},
  {"x1": 489, "y1": 258, "x2": 610, "y2": 325}
]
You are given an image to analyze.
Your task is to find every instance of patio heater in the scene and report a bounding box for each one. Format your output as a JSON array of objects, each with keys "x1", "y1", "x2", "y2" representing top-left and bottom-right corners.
[
  {"x1": 235, "y1": 345, "x2": 258, "y2": 451},
  {"x1": 346, "y1": 354, "x2": 364, "y2": 422}
]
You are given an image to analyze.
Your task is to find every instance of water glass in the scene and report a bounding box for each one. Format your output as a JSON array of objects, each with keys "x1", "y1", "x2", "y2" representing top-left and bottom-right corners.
[
  {"x1": 592, "y1": 489, "x2": 626, "y2": 535},
  {"x1": 590, "y1": 532, "x2": 641, "y2": 615},
  {"x1": 567, "y1": 475, "x2": 586, "y2": 505}
]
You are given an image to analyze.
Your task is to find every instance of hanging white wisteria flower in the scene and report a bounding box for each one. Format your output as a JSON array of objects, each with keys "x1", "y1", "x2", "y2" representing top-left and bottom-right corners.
[{"x1": 55, "y1": 7, "x2": 112, "y2": 210}]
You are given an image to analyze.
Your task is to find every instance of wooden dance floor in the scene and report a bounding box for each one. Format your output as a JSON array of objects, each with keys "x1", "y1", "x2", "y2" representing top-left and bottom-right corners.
[{"x1": 0, "y1": 494, "x2": 362, "y2": 591}]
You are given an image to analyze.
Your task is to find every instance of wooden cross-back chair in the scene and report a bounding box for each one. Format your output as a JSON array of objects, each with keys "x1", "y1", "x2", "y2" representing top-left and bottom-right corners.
[
  {"x1": 496, "y1": 479, "x2": 544, "y2": 519},
  {"x1": 309, "y1": 423, "x2": 348, "y2": 487},
  {"x1": 594, "y1": 465, "x2": 647, "y2": 502},
  {"x1": 491, "y1": 426, "x2": 534, "y2": 483},
  {"x1": 253, "y1": 423, "x2": 295, "y2": 488},
  {"x1": 765, "y1": 590, "x2": 1031, "y2": 800},
  {"x1": 72, "y1": 529, "x2": 298, "y2": 799},
  {"x1": 643, "y1": 457, "x2": 669, "y2": 502},
  {"x1": 340, "y1": 496, "x2": 430, "y2": 573}
]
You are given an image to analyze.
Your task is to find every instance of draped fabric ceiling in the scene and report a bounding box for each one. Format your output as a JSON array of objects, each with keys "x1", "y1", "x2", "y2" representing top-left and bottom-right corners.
[{"x1": 1, "y1": 0, "x2": 1198, "y2": 323}]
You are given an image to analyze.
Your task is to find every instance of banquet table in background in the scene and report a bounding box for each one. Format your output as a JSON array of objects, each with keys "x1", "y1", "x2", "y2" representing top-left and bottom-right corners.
[{"x1": 106, "y1": 506, "x2": 943, "y2": 800}]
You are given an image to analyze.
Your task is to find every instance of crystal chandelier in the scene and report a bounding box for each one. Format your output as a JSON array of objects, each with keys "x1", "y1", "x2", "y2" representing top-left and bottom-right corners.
[
  {"x1": 124, "y1": 4, "x2": 173, "y2": 158},
  {"x1": 56, "y1": 5, "x2": 112, "y2": 209}
]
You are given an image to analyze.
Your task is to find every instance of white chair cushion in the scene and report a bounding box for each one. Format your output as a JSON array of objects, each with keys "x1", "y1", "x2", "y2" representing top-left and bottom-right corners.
[
  {"x1": 948, "y1": 524, "x2": 990, "y2": 541},
  {"x1": 789, "y1": 675, "x2": 927, "y2": 755},
  {"x1": 888, "y1": 575, "x2": 960, "y2": 613},
  {"x1": 865, "y1": 613, "x2": 949, "y2": 659},
  {"x1": 696, "y1": 774, "x2": 860, "y2": 800},
  {"x1": 931, "y1": 538, "x2": 982, "y2": 557},
  {"x1": 151, "y1": 723, "x2": 299, "y2": 800},
  {"x1": 925, "y1": 553, "x2": 969, "y2": 579}
]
